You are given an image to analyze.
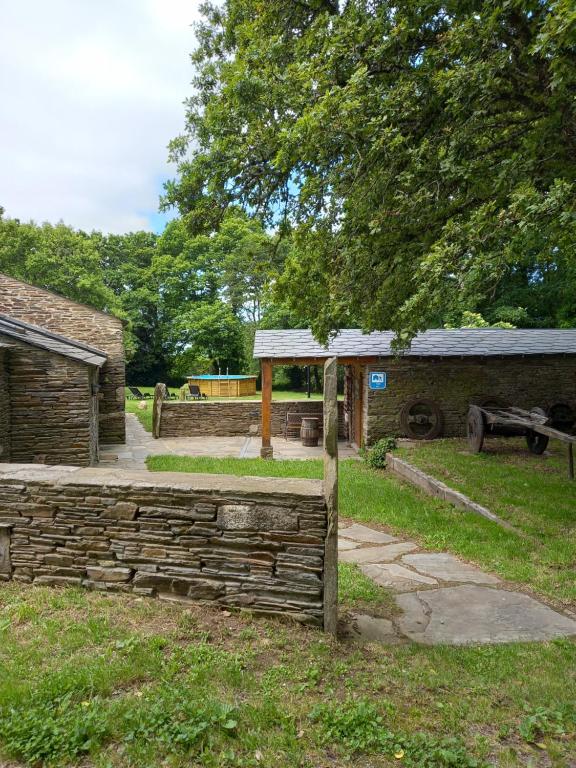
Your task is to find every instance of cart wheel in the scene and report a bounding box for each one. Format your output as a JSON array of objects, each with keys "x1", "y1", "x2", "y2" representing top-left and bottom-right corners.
[
  {"x1": 467, "y1": 406, "x2": 485, "y2": 453},
  {"x1": 525, "y1": 407, "x2": 550, "y2": 454},
  {"x1": 526, "y1": 431, "x2": 549, "y2": 455},
  {"x1": 399, "y1": 398, "x2": 443, "y2": 440},
  {"x1": 548, "y1": 402, "x2": 575, "y2": 434}
]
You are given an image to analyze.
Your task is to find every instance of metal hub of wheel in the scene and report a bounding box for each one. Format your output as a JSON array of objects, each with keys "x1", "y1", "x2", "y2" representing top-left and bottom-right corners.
[{"x1": 400, "y1": 398, "x2": 443, "y2": 440}]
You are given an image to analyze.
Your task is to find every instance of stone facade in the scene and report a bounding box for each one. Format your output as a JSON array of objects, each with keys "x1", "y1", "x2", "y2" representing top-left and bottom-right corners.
[
  {"x1": 0, "y1": 333, "x2": 99, "y2": 466},
  {"x1": 0, "y1": 348, "x2": 10, "y2": 461},
  {"x1": 158, "y1": 400, "x2": 347, "y2": 440},
  {"x1": 0, "y1": 463, "x2": 328, "y2": 626},
  {"x1": 364, "y1": 356, "x2": 576, "y2": 443},
  {"x1": 0, "y1": 274, "x2": 125, "y2": 444}
]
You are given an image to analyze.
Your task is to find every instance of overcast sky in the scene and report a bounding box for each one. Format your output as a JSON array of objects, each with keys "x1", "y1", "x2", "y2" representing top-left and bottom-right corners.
[{"x1": 0, "y1": 0, "x2": 201, "y2": 234}]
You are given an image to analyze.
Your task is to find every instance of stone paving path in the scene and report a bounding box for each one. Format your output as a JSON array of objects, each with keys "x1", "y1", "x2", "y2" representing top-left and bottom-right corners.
[
  {"x1": 340, "y1": 523, "x2": 576, "y2": 646},
  {"x1": 99, "y1": 414, "x2": 357, "y2": 469}
]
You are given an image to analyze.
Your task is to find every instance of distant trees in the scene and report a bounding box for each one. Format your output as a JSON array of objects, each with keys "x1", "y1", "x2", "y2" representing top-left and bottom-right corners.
[{"x1": 0, "y1": 208, "x2": 285, "y2": 384}]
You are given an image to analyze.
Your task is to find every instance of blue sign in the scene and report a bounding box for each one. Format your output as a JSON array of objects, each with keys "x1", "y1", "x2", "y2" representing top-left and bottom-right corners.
[{"x1": 369, "y1": 372, "x2": 387, "y2": 390}]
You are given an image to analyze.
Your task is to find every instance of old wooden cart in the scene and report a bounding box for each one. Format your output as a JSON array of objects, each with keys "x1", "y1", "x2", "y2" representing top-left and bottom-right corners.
[{"x1": 467, "y1": 405, "x2": 576, "y2": 479}]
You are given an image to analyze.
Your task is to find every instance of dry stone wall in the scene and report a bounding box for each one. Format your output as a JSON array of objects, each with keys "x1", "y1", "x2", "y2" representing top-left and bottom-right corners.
[
  {"x1": 0, "y1": 464, "x2": 328, "y2": 626},
  {"x1": 0, "y1": 348, "x2": 10, "y2": 461},
  {"x1": 0, "y1": 334, "x2": 97, "y2": 466},
  {"x1": 159, "y1": 400, "x2": 347, "y2": 439},
  {"x1": 0, "y1": 273, "x2": 125, "y2": 444},
  {"x1": 365, "y1": 356, "x2": 576, "y2": 443}
]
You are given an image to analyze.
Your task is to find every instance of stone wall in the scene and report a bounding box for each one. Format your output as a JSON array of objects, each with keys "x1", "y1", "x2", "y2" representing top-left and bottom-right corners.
[
  {"x1": 0, "y1": 273, "x2": 125, "y2": 444},
  {"x1": 365, "y1": 356, "x2": 576, "y2": 443},
  {"x1": 0, "y1": 463, "x2": 328, "y2": 626},
  {"x1": 0, "y1": 333, "x2": 97, "y2": 466},
  {"x1": 158, "y1": 399, "x2": 347, "y2": 439},
  {"x1": 0, "y1": 348, "x2": 10, "y2": 461}
]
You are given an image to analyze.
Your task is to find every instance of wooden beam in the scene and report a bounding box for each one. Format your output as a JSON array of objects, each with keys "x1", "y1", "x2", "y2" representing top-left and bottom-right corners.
[
  {"x1": 323, "y1": 356, "x2": 338, "y2": 635},
  {"x1": 260, "y1": 359, "x2": 273, "y2": 458}
]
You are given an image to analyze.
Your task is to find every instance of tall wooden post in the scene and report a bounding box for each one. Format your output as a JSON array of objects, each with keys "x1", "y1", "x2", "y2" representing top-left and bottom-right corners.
[
  {"x1": 323, "y1": 356, "x2": 338, "y2": 635},
  {"x1": 260, "y1": 359, "x2": 273, "y2": 458}
]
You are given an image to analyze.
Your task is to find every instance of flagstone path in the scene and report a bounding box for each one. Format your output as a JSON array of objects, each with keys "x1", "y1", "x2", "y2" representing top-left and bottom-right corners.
[{"x1": 340, "y1": 523, "x2": 576, "y2": 646}]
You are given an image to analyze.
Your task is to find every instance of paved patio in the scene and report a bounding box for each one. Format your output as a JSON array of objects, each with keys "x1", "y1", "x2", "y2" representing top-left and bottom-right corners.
[
  {"x1": 99, "y1": 414, "x2": 358, "y2": 469},
  {"x1": 340, "y1": 523, "x2": 576, "y2": 645}
]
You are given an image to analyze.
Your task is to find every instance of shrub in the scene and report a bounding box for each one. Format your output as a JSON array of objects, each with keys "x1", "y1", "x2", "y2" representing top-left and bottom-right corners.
[{"x1": 365, "y1": 437, "x2": 397, "y2": 469}]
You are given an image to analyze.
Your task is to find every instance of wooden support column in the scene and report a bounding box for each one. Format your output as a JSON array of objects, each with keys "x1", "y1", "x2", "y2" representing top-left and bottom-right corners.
[
  {"x1": 323, "y1": 356, "x2": 338, "y2": 635},
  {"x1": 260, "y1": 359, "x2": 273, "y2": 459}
]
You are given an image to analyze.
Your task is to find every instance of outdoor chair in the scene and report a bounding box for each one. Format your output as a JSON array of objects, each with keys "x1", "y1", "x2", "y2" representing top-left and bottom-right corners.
[
  {"x1": 128, "y1": 386, "x2": 152, "y2": 400},
  {"x1": 187, "y1": 384, "x2": 208, "y2": 400}
]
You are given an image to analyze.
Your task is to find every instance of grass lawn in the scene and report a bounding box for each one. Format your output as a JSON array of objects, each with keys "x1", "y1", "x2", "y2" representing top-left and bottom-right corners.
[
  {"x1": 1, "y1": 582, "x2": 575, "y2": 767},
  {"x1": 127, "y1": 385, "x2": 328, "y2": 402},
  {"x1": 394, "y1": 438, "x2": 576, "y2": 608}
]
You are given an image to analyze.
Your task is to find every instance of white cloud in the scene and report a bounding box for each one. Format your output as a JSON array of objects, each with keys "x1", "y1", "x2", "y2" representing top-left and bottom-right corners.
[{"x1": 0, "y1": 0, "x2": 202, "y2": 233}]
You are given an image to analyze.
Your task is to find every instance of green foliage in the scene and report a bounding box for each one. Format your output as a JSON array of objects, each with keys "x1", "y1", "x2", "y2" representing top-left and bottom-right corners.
[
  {"x1": 0, "y1": 693, "x2": 109, "y2": 765},
  {"x1": 518, "y1": 704, "x2": 576, "y2": 743},
  {"x1": 120, "y1": 685, "x2": 238, "y2": 752},
  {"x1": 365, "y1": 436, "x2": 397, "y2": 469},
  {"x1": 166, "y1": 0, "x2": 576, "y2": 342},
  {"x1": 0, "y1": 208, "x2": 285, "y2": 384},
  {"x1": 310, "y1": 698, "x2": 483, "y2": 766}
]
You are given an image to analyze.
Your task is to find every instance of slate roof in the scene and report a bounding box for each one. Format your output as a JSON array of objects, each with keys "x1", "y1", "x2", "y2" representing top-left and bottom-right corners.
[
  {"x1": 253, "y1": 328, "x2": 576, "y2": 359},
  {"x1": 0, "y1": 314, "x2": 107, "y2": 367}
]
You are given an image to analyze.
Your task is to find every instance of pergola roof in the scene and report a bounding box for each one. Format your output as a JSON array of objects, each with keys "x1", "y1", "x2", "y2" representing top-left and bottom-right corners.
[
  {"x1": 0, "y1": 314, "x2": 107, "y2": 367},
  {"x1": 254, "y1": 328, "x2": 576, "y2": 360}
]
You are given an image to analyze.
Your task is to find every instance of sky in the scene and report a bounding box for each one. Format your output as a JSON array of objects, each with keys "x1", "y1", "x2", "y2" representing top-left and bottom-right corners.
[{"x1": 0, "y1": 0, "x2": 202, "y2": 234}]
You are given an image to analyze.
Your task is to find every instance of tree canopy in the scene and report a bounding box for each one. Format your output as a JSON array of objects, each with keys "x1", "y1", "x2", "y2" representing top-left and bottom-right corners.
[{"x1": 165, "y1": 0, "x2": 576, "y2": 342}]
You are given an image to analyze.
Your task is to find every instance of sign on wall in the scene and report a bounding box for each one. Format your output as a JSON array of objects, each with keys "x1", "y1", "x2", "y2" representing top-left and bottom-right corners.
[{"x1": 369, "y1": 372, "x2": 387, "y2": 390}]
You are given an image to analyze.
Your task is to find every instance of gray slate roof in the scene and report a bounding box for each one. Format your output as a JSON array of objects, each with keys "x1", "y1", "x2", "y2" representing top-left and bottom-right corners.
[
  {"x1": 0, "y1": 314, "x2": 107, "y2": 367},
  {"x1": 253, "y1": 328, "x2": 576, "y2": 359}
]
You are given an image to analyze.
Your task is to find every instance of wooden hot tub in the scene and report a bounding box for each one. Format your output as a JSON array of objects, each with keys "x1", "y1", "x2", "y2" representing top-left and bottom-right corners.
[{"x1": 187, "y1": 374, "x2": 258, "y2": 398}]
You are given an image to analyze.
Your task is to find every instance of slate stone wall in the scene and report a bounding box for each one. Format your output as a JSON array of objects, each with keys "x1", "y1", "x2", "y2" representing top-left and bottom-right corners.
[
  {"x1": 0, "y1": 464, "x2": 327, "y2": 625},
  {"x1": 0, "y1": 349, "x2": 10, "y2": 461},
  {"x1": 159, "y1": 400, "x2": 347, "y2": 439},
  {"x1": 365, "y1": 356, "x2": 576, "y2": 443},
  {"x1": 0, "y1": 273, "x2": 125, "y2": 444},
  {"x1": 0, "y1": 333, "x2": 97, "y2": 466}
]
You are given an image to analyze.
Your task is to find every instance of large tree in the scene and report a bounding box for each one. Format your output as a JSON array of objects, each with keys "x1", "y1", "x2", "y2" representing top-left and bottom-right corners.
[{"x1": 165, "y1": 0, "x2": 576, "y2": 341}]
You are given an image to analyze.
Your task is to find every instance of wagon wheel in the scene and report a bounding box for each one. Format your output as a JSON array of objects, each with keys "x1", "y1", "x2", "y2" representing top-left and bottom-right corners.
[
  {"x1": 526, "y1": 407, "x2": 550, "y2": 455},
  {"x1": 548, "y1": 402, "x2": 575, "y2": 434},
  {"x1": 467, "y1": 406, "x2": 485, "y2": 453},
  {"x1": 399, "y1": 398, "x2": 443, "y2": 440}
]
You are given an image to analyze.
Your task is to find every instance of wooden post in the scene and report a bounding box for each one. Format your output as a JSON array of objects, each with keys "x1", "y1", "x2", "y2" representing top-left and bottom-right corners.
[
  {"x1": 323, "y1": 356, "x2": 338, "y2": 635},
  {"x1": 152, "y1": 383, "x2": 166, "y2": 439},
  {"x1": 569, "y1": 443, "x2": 574, "y2": 481},
  {"x1": 260, "y1": 359, "x2": 273, "y2": 458}
]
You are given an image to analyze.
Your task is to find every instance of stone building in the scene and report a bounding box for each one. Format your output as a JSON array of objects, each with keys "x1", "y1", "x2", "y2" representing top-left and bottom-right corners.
[
  {"x1": 0, "y1": 273, "x2": 125, "y2": 444},
  {"x1": 254, "y1": 328, "x2": 576, "y2": 450},
  {"x1": 0, "y1": 315, "x2": 107, "y2": 465}
]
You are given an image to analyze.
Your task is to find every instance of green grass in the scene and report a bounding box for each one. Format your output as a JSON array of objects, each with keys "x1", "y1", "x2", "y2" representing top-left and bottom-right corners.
[
  {"x1": 146, "y1": 454, "x2": 576, "y2": 608},
  {"x1": 394, "y1": 438, "x2": 576, "y2": 606},
  {"x1": 0, "y1": 582, "x2": 574, "y2": 767}
]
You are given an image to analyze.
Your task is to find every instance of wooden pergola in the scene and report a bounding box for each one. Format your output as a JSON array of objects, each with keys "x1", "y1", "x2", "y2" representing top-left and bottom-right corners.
[{"x1": 259, "y1": 355, "x2": 379, "y2": 458}]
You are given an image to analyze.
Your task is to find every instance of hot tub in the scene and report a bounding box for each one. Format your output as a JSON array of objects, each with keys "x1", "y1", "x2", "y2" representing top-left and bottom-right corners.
[{"x1": 187, "y1": 374, "x2": 258, "y2": 398}]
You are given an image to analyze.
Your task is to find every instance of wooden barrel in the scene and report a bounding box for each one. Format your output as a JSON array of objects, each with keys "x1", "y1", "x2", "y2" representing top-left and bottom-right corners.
[{"x1": 301, "y1": 417, "x2": 319, "y2": 447}]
